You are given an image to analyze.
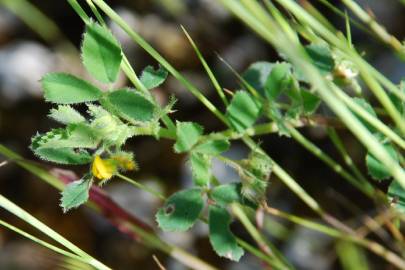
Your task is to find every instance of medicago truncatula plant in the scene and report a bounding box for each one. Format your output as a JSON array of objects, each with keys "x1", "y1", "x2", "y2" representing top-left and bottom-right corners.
[
  {"x1": 28, "y1": 0, "x2": 405, "y2": 267},
  {"x1": 30, "y1": 18, "x2": 265, "y2": 261}
]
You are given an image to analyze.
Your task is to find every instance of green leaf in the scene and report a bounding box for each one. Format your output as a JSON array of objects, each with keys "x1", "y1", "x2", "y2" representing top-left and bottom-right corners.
[
  {"x1": 31, "y1": 128, "x2": 95, "y2": 164},
  {"x1": 193, "y1": 139, "x2": 230, "y2": 155},
  {"x1": 208, "y1": 205, "x2": 244, "y2": 261},
  {"x1": 48, "y1": 105, "x2": 86, "y2": 124},
  {"x1": 226, "y1": 91, "x2": 262, "y2": 132},
  {"x1": 156, "y1": 188, "x2": 204, "y2": 231},
  {"x1": 190, "y1": 152, "x2": 211, "y2": 186},
  {"x1": 264, "y1": 62, "x2": 291, "y2": 100},
  {"x1": 388, "y1": 180, "x2": 405, "y2": 214},
  {"x1": 174, "y1": 122, "x2": 204, "y2": 153},
  {"x1": 31, "y1": 147, "x2": 92, "y2": 165},
  {"x1": 242, "y1": 61, "x2": 274, "y2": 94},
  {"x1": 104, "y1": 89, "x2": 155, "y2": 122},
  {"x1": 211, "y1": 183, "x2": 256, "y2": 208},
  {"x1": 34, "y1": 124, "x2": 99, "y2": 149},
  {"x1": 140, "y1": 65, "x2": 168, "y2": 90},
  {"x1": 41, "y1": 73, "x2": 102, "y2": 104},
  {"x1": 82, "y1": 21, "x2": 122, "y2": 83},
  {"x1": 301, "y1": 90, "x2": 321, "y2": 115},
  {"x1": 366, "y1": 142, "x2": 399, "y2": 181},
  {"x1": 305, "y1": 44, "x2": 335, "y2": 74},
  {"x1": 60, "y1": 176, "x2": 92, "y2": 212}
]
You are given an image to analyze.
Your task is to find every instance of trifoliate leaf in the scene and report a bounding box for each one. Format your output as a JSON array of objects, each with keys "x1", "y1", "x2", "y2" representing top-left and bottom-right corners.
[
  {"x1": 60, "y1": 176, "x2": 92, "y2": 212},
  {"x1": 211, "y1": 183, "x2": 256, "y2": 208},
  {"x1": 305, "y1": 44, "x2": 335, "y2": 74},
  {"x1": 366, "y1": 142, "x2": 399, "y2": 181},
  {"x1": 174, "y1": 122, "x2": 203, "y2": 153},
  {"x1": 104, "y1": 89, "x2": 155, "y2": 122},
  {"x1": 264, "y1": 62, "x2": 291, "y2": 101},
  {"x1": 208, "y1": 205, "x2": 244, "y2": 261},
  {"x1": 140, "y1": 65, "x2": 168, "y2": 90},
  {"x1": 156, "y1": 188, "x2": 204, "y2": 231},
  {"x1": 42, "y1": 73, "x2": 102, "y2": 104},
  {"x1": 226, "y1": 91, "x2": 262, "y2": 132},
  {"x1": 193, "y1": 139, "x2": 230, "y2": 155},
  {"x1": 242, "y1": 61, "x2": 274, "y2": 94},
  {"x1": 388, "y1": 180, "x2": 405, "y2": 214},
  {"x1": 49, "y1": 105, "x2": 86, "y2": 125},
  {"x1": 190, "y1": 152, "x2": 211, "y2": 186},
  {"x1": 82, "y1": 21, "x2": 122, "y2": 83}
]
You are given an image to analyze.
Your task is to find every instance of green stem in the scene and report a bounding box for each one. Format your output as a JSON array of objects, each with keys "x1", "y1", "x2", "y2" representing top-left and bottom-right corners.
[
  {"x1": 0, "y1": 195, "x2": 111, "y2": 270},
  {"x1": 86, "y1": 0, "x2": 106, "y2": 26},
  {"x1": 0, "y1": 219, "x2": 93, "y2": 266},
  {"x1": 116, "y1": 173, "x2": 166, "y2": 200},
  {"x1": 327, "y1": 128, "x2": 370, "y2": 186},
  {"x1": 340, "y1": 0, "x2": 404, "y2": 55},
  {"x1": 232, "y1": 204, "x2": 293, "y2": 270},
  {"x1": 181, "y1": 26, "x2": 229, "y2": 107},
  {"x1": 287, "y1": 125, "x2": 376, "y2": 197},
  {"x1": 263, "y1": 205, "x2": 405, "y2": 269},
  {"x1": 67, "y1": 0, "x2": 90, "y2": 23},
  {"x1": 331, "y1": 84, "x2": 405, "y2": 150}
]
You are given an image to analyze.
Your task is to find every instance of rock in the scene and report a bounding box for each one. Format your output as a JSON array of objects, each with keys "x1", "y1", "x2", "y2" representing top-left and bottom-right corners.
[{"x1": 0, "y1": 41, "x2": 56, "y2": 105}]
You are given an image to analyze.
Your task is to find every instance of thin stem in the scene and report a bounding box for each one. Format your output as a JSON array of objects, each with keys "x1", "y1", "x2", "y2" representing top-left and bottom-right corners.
[
  {"x1": 287, "y1": 125, "x2": 376, "y2": 197},
  {"x1": 0, "y1": 219, "x2": 93, "y2": 266},
  {"x1": 86, "y1": 0, "x2": 106, "y2": 26},
  {"x1": 181, "y1": 26, "x2": 229, "y2": 107},
  {"x1": 327, "y1": 128, "x2": 370, "y2": 185},
  {"x1": 232, "y1": 204, "x2": 293, "y2": 270},
  {"x1": 331, "y1": 84, "x2": 405, "y2": 150},
  {"x1": 241, "y1": 136, "x2": 323, "y2": 212},
  {"x1": 340, "y1": 0, "x2": 404, "y2": 55},
  {"x1": 67, "y1": 0, "x2": 90, "y2": 23},
  {"x1": 314, "y1": 0, "x2": 370, "y2": 34},
  {"x1": 116, "y1": 173, "x2": 166, "y2": 200},
  {"x1": 0, "y1": 195, "x2": 111, "y2": 270},
  {"x1": 262, "y1": 204, "x2": 405, "y2": 269}
]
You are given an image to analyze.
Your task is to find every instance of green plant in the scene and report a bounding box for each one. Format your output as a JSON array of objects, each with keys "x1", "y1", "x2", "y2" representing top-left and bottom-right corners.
[{"x1": 1, "y1": 0, "x2": 405, "y2": 269}]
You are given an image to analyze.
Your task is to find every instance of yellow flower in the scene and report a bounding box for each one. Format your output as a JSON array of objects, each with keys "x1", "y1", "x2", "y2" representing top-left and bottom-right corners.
[{"x1": 92, "y1": 155, "x2": 116, "y2": 180}]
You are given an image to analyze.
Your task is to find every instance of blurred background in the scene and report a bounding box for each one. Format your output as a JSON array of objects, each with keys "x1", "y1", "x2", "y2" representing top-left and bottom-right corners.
[{"x1": 0, "y1": 0, "x2": 404, "y2": 269}]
